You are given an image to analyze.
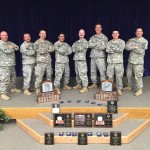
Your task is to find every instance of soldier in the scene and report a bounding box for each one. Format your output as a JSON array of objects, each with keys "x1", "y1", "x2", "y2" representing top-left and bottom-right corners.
[
  {"x1": 20, "y1": 33, "x2": 36, "y2": 96},
  {"x1": 123, "y1": 28, "x2": 148, "y2": 96},
  {"x1": 0, "y1": 31, "x2": 21, "y2": 100},
  {"x1": 72, "y1": 29, "x2": 89, "y2": 93},
  {"x1": 88, "y1": 23, "x2": 108, "y2": 88},
  {"x1": 106, "y1": 31, "x2": 125, "y2": 95},
  {"x1": 34, "y1": 30, "x2": 54, "y2": 95},
  {"x1": 54, "y1": 32, "x2": 72, "y2": 94}
]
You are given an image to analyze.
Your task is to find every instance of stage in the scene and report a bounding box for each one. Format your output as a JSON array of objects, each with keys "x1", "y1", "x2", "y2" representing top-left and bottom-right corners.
[
  {"x1": 1, "y1": 77, "x2": 150, "y2": 119},
  {"x1": 1, "y1": 77, "x2": 150, "y2": 149}
]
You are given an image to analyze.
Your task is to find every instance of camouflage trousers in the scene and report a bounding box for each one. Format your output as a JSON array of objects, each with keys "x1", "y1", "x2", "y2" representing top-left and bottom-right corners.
[
  {"x1": 0, "y1": 66, "x2": 16, "y2": 94},
  {"x1": 107, "y1": 63, "x2": 124, "y2": 90},
  {"x1": 54, "y1": 62, "x2": 70, "y2": 88},
  {"x1": 75, "y1": 60, "x2": 88, "y2": 87},
  {"x1": 22, "y1": 64, "x2": 35, "y2": 89},
  {"x1": 126, "y1": 62, "x2": 143, "y2": 89},
  {"x1": 90, "y1": 58, "x2": 106, "y2": 83},
  {"x1": 35, "y1": 62, "x2": 53, "y2": 88}
]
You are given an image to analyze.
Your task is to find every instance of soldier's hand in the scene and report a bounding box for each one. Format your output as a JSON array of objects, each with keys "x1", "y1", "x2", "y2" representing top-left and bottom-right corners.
[
  {"x1": 8, "y1": 45, "x2": 14, "y2": 49},
  {"x1": 134, "y1": 45, "x2": 139, "y2": 49}
]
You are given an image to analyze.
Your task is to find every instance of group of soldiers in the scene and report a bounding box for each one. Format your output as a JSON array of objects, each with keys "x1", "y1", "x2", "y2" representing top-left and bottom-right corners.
[{"x1": 0, "y1": 23, "x2": 148, "y2": 101}]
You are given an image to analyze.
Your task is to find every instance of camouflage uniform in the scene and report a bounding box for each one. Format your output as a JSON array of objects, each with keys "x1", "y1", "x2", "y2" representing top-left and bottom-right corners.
[
  {"x1": 34, "y1": 39, "x2": 54, "y2": 88},
  {"x1": 106, "y1": 39, "x2": 125, "y2": 90},
  {"x1": 125, "y1": 37, "x2": 148, "y2": 89},
  {"x1": 0, "y1": 40, "x2": 19, "y2": 94},
  {"x1": 89, "y1": 34, "x2": 108, "y2": 82},
  {"x1": 72, "y1": 38, "x2": 88, "y2": 87},
  {"x1": 20, "y1": 41, "x2": 36, "y2": 89},
  {"x1": 54, "y1": 41, "x2": 72, "y2": 88}
]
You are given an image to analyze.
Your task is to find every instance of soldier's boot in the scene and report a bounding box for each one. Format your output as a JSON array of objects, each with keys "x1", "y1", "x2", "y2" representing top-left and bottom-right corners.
[
  {"x1": 123, "y1": 85, "x2": 131, "y2": 91},
  {"x1": 117, "y1": 89, "x2": 122, "y2": 96},
  {"x1": 36, "y1": 88, "x2": 40, "y2": 95},
  {"x1": 134, "y1": 89, "x2": 143, "y2": 96},
  {"x1": 55, "y1": 88, "x2": 61, "y2": 95},
  {"x1": 73, "y1": 84, "x2": 81, "y2": 89},
  {"x1": 80, "y1": 87, "x2": 88, "y2": 93},
  {"x1": 63, "y1": 84, "x2": 72, "y2": 90},
  {"x1": 11, "y1": 88, "x2": 21, "y2": 93},
  {"x1": 1, "y1": 94, "x2": 10, "y2": 101},
  {"x1": 88, "y1": 83, "x2": 97, "y2": 89},
  {"x1": 24, "y1": 89, "x2": 32, "y2": 96}
]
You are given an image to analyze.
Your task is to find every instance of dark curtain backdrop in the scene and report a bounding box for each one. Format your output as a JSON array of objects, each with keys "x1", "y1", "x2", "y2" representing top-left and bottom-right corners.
[{"x1": 0, "y1": 0, "x2": 150, "y2": 77}]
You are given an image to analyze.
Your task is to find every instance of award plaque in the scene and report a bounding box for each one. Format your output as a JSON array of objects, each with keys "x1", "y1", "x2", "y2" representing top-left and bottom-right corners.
[
  {"x1": 54, "y1": 114, "x2": 65, "y2": 127},
  {"x1": 107, "y1": 100, "x2": 118, "y2": 113},
  {"x1": 64, "y1": 114, "x2": 72, "y2": 127},
  {"x1": 74, "y1": 113, "x2": 92, "y2": 127},
  {"x1": 85, "y1": 113, "x2": 92, "y2": 127},
  {"x1": 110, "y1": 131, "x2": 121, "y2": 145},
  {"x1": 74, "y1": 114, "x2": 85, "y2": 127},
  {"x1": 94, "y1": 113, "x2": 112, "y2": 127},
  {"x1": 42, "y1": 80, "x2": 53, "y2": 93},
  {"x1": 54, "y1": 113, "x2": 72, "y2": 127},
  {"x1": 104, "y1": 114, "x2": 112, "y2": 127},
  {"x1": 78, "y1": 132, "x2": 87, "y2": 145},
  {"x1": 94, "y1": 113, "x2": 105, "y2": 127},
  {"x1": 45, "y1": 132, "x2": 54, "y2": 145}
]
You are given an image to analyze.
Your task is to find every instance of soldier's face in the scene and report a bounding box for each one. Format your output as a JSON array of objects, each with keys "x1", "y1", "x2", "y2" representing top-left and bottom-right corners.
[
  {"x1": 39, "y1": 31, "x2": 46, "y2": 40},
  {"x1": 79, "y1": 30, "x2": 85, "y2": 39},
  {"x1": 112, "y1": 31, "x2": 119, "y2": 39},
  {"x1": 58, "y1": 34, "x2": 65, "y2": 42},
  {"x1": 95, "y1": 25, "x2": 102, "y2": 34},
  {"x1": 135, "y1": 29, "x2": 143, "y2": 38},
  {"x1": 0, "y1": 32, "x2": 8, "y2": 42},
  {"x1": 24, "y1": 34, "x2": 31, "y2": 42}
]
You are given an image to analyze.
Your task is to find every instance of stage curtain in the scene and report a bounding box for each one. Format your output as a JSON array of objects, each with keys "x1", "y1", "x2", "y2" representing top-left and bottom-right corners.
[{"x1": 0, "y1": 0, "x2": 150, "y2": 77}]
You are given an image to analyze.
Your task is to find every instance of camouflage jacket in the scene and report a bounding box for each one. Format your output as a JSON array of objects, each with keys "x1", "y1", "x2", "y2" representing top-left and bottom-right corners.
[
  {"x1": 72, "y1": 38, "x2": 88, "y2": 61},
  {"x1": 106, "y1": 39, "x2": 125, "y2": 64},
  {"x1": 20, "y1": 41, "x2": 36, "y2": 65},
  {"x1": 34, "y1": 39, "x2": 54, "y2": 64},
  {"x1": 0, "y1": 40, "x2": 19, "y2": 66},
  {"x1": 125, "y1": 37, "x2": 148, "y2": 64},
  {"x1": 54, "y1": 41, "x2": 72, "y2": 63},
  {"x1": 89, "y1": 33, "x2": 108, "y2": 58}
]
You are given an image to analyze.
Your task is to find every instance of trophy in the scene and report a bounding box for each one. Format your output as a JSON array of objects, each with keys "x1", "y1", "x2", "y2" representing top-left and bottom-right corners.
[
  {"x1": 37, "y1": 80, "x2": 60, "y2": 103},
  {"x1": 95, "y1": 80, "x2": 118, "y2": 101}
]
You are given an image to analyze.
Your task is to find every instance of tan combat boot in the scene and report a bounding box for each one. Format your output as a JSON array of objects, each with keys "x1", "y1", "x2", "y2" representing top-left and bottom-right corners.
[
  {"x1": 11, "y1": 88, "x2": 21, "y2": 93},
  {"x1": 73, "y1": 84, "x2": 81, "y2": 89},
  {"x1": 134, "y1": 89, "x2": 143, "y2": 96},
  {"x1": 1, "y1": 94, "x2": 10, "y2": 101},
  {"x1": 88, "y1": 83, "x2": 97, "y2": 89},
  {"x1": 36, "y1": 88, "x2": 40, "y2": 95},
  {"x1": 63, "y1": 84, "x2": 72, "y2": 90},
  {"x1": 123, "y1": 85, "x2": 131, "y2": 91},
  {"x1": 24, "y1": 89, "x2": 32, "y2": 96},
  {"x1": 80, "y1": 87, "x2": 88, "y2": 93},
  {"x1": 117, "y1": 89, "x2": 122, "y2": 96},
  {"x1": 55, "y1": 88, "x2": 61, "y2": 95}
]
